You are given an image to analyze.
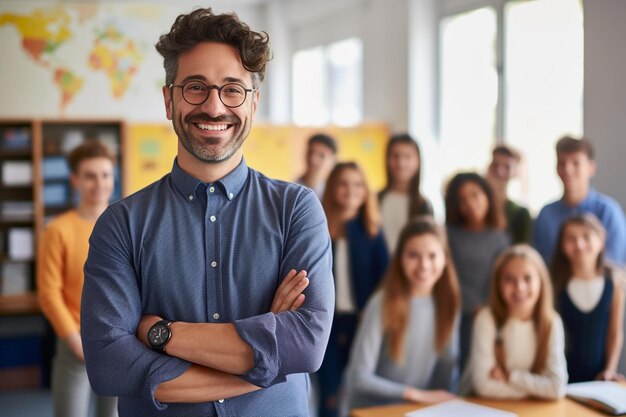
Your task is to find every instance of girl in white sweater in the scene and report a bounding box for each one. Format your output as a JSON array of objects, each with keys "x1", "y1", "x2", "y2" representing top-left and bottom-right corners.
[{"x1": 464, "y1": 245, "x2": 568, "y2": 399}]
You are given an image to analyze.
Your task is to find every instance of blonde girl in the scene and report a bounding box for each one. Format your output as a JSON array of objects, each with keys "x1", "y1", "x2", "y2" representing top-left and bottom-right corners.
[{"x1": 465, "y1": 245, "x2": 567, "y2": 399}]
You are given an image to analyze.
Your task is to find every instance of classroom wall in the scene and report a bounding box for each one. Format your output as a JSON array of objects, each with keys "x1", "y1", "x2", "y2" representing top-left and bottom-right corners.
[
  {"x1": 282, "y1": 0, "x2": 410, "y2": 131},
  {"x1": 583, "y1": 0, "x2": 626, "y2": 376},
  {"x1": 583, "y1": 0, "x2": 626, "y2": 209},
  {"x1": 1, "y1": 0, "x2": 625, "y2": 209}
]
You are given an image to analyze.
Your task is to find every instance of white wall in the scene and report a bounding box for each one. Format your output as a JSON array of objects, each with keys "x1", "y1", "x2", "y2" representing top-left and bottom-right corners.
[
  {"x1": 583, "y1": 0, "x2": 626, "y2": 209},
  {"x1": 280, "y1": 0, "x2": 410, "y2": 131}
]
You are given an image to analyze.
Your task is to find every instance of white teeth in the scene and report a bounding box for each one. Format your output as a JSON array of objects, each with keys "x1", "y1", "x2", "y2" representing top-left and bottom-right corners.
[{"x1": 196, "y1": 123, "x2": 228, "y2": 131}]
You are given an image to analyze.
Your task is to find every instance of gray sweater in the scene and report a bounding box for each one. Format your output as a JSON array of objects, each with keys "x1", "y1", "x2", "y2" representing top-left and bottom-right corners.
[
  {"x1": 342, "y1": 291, "x2": 459, "y2": 412},
  {"x1": 446, "y1": 225, "x2": 510, "y2": 314}
]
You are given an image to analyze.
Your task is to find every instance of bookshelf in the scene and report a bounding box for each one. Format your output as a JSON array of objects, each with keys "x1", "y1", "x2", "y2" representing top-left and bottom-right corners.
[{"x1": 0, "y1": 118, "x2": 126, "y2": 389}]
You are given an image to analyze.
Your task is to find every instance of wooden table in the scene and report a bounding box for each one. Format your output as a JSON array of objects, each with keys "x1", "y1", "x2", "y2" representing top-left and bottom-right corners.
[{"x1": 351, "y1": 396, "x2": 605, "y2": 417}]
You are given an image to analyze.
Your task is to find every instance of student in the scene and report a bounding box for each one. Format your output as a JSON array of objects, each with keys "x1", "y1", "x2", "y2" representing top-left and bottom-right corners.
[
  {"x1": 37, "y1": 141, "x2": 118, "y2": 417},
  {"x1": 343, "y1": 217, "x2": 460, "y2": 413},
  {"x1": 486, "y1": 145, "x2": 533, "y2": 244},
  {"x1": 80, "y1": 8, "x2": 334, "y2": 417},
  {"x1": 319, "y1": 162, "x2": 389, "y2": 417},
  {"x1": 464, "y1": 245, "x2": 568, "y2": 400},
  {"x1": 444, "y1": 172, "x2": 510, "y2": 369},
  {"x1": 296, "y1": 133, "x2": 338, "y2": 199},
  {"x1": 378, "y1": 133, "x2": 433, "y2": 254},
  {"x1": 552, "y1": 214, "x2": 625, "y2": 383},
  {"x1": 533, "y1": 136, "x2": 626, "y2": 266}
]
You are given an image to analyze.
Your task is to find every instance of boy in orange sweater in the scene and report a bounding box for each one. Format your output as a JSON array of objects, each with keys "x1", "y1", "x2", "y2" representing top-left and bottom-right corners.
[{"x1": 37, "y1": 141, "x2": 118, "y2": 417}]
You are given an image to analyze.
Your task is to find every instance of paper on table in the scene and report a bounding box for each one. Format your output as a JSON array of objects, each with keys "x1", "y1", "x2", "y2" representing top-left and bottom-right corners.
[
  {"x1": 405, "y1": 399, "x2": 518, "y2": 417},
  {"x1": 567, "y1": 381, "x2": 626, "y2": 415}
]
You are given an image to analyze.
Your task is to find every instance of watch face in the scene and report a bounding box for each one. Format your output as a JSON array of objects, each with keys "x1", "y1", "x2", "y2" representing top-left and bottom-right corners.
[{"x1": 148, "y1": 322, "x2": 170, "y2": 348}]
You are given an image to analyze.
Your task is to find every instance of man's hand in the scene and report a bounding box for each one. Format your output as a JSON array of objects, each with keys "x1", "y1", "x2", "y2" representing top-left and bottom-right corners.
[
  {"x1": 270, "y1": 269, "x2": 309, "y2": 313},
  {"x1": 65, "y1": 331, "x2": 85, "y2": 362},
  {"x1": 137, "y1": 315, "x2": 163, "y2": 347}
]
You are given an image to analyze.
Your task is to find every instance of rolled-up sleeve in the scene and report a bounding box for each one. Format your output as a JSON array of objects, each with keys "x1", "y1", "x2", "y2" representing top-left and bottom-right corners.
[
  {"x1": 234, "y1": 190, "x2": 334, "y2": 387},
  {"x1": 81, "y1": 206, "x2": 190, "y2": 410}
]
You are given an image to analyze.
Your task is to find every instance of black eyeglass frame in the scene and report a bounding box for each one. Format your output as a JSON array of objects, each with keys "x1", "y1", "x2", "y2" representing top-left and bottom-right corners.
[{"x1": 168, "y1": 81, "x2": 256, "y2": 108}]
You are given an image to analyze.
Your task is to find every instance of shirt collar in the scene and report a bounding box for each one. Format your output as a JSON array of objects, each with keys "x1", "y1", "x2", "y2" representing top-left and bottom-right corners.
[
  {"x1": 217, "y1": 157, "x2": 249, "y2": 200},
  {"x1": 170, "y1": 157, "x2": 249, "y2": 202}
]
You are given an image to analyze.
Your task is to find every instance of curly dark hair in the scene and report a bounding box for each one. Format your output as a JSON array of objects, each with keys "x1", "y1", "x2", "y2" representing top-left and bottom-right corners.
[
  {"x1": 444, "y1": 172, "x2": 505, "y2": 229},
  {"x1": 155, "y1": 8, "x2": 272, "y2": 87}
]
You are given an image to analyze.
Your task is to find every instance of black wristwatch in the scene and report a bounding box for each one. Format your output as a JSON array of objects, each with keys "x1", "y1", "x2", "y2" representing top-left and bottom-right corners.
[{"x1": 147, "y1": 320, "x2": 173, "y2": 352}]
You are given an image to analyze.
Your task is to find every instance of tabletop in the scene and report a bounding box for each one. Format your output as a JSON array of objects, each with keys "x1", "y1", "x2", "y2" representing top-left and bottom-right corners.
[{"x1": 350, "y1": 396, "x2": 607, "y2": 417}]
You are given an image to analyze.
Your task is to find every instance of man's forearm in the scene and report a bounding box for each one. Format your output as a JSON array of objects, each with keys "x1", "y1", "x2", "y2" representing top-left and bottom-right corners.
[
  {"x1": 155, "y1": 363, "x2": 260, "y2": 403},
  {"x1": 166, "y1": 322, "x2": 254, "y2": 375}
]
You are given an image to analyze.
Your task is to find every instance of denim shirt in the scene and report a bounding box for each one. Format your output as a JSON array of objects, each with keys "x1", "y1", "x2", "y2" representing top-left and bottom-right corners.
[
  {"x1": 81, "y1": 158, "x2": 335, "y2": 417},
  {"x1": 533, "y1": 188, "x2": 626, "y2": 266}
]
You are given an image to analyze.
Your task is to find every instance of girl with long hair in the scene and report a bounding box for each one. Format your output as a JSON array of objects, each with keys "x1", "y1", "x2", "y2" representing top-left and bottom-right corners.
[
  {"x1": 552, "y1": 214, "x2": 625, "y2": 382},
  {"x1": 464, "y1": 245, "x2": 567, "y2": 399},
  {"x1": 378, "y1": 134, "x2": 433, "y2": 254},
  {"x1": 317, "y1": 162, "x2": 389, "y2": 417},
  {"x1": 342, "y1": 217, "x2": 460, "y2": 413},
  {"x1": 444, "y1": 172, "x2": 510, "y2": 369}
]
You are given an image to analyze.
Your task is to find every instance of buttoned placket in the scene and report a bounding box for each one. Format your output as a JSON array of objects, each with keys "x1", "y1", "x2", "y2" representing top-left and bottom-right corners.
[{"x1": 205, "y1": 183, "x2": 223, "y2": 324}]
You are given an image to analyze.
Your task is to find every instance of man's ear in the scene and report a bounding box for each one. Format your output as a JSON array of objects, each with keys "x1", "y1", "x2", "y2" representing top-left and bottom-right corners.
[
  {"x1": 163, "y1": 85, "x2": 173, "y2": 120},
  {"x1": 251, "y1": 89, "x2": 260, "y2": 121}
]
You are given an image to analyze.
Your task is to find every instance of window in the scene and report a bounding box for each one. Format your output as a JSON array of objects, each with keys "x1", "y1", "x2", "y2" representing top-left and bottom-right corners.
[
  {"x1": 292, "y1": 38, "x2": 363, "y2": 126},
  {"x1": 438, "y1": 0, "x2": 583, "y2": 212},
  {"x1": 439, "y1": 7, "x2": 498, "y2": 181}
]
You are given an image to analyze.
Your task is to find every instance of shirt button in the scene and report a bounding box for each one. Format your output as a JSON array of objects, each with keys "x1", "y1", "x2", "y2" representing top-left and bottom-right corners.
[
  {"x1": 228, "y1": 192, "x2": 233, "y2": 199},
  {"x1": 211, "y1": 261, "x2": 217, "y2": 268},
  {"x1": 210, "y1": 215, "x2": 216, "y2": 222},
  {"x1": 209, "y1": 186, "x2": 215, "y2": 193},
  {"x1": 188, "y1": 195, "x2": 194, "y2": 201},
  {"x1": 218, "y1": 399, "x2": 224, "y2": 403},
  {"x1": 213, "y1": 313, "x2": 220, "y2": 320}
]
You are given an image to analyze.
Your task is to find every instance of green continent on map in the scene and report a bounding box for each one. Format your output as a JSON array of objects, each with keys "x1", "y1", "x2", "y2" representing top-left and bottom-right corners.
[
  {"x1": 89, "y1": 26, "x2": 142, "y2": 98},
  {"x1": 0, "y1": 8, "x2": 72, "y2": 64},
  {"x1": 53, "y1": 68, "x2": 84, "y2": 110}
]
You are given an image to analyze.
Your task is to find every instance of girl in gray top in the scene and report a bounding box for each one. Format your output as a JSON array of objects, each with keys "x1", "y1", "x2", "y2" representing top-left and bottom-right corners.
[
  {"x1": 343, "y1": 218, "x2": 461, "y2": 414},
  {"x1": 444, "y1": 172, "x2": 511, "y2": 371}
]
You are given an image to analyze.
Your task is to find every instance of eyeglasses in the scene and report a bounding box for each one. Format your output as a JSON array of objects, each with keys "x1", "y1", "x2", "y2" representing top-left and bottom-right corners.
[{"x1": 169, "y1": 81, "x2": 256, "y2": 108}]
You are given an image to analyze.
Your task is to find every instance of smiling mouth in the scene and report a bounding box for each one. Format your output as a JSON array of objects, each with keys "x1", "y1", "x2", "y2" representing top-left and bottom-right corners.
[{"x1": 195, "y1": 123, "x2": 229, "y2": 131}]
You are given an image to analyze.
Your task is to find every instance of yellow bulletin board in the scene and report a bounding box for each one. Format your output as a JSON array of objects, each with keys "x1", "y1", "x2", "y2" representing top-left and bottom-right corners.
[{"x1": 126, "y1": 123, "x2": 389, "y2": 195}]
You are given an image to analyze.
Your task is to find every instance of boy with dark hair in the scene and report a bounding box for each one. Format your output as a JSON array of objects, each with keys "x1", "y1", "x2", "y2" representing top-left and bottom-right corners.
[
  {"x1": 297, "y1": 133, "x2": 338, "y2": 198},
  {"x1": 487, "y1": 144, "x2": 532, "y2": 244}
]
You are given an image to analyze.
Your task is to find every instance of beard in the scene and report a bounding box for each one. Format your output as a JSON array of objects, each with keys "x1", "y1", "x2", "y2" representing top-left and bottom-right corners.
[{"x1": 172, "y1": 106, "x2": 251, "y2": 164}]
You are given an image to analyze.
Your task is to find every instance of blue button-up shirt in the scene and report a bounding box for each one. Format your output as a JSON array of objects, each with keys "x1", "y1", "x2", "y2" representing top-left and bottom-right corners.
[
  {"x1": 81, "y1": 158, "x2": 334, "y2": 417},
  {"x1": 533, "y1": 188, "x2": 626, "y2": 266}
]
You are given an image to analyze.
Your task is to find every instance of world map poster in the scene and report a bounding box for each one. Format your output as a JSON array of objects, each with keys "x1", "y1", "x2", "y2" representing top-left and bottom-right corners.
[{"x1": 0, "y1": 2, "x2": 174, "y2": 119}]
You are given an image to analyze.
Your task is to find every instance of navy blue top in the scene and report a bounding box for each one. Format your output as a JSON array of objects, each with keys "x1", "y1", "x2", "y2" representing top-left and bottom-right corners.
[
  {"x1": 81, "y1": 158, "x2": 335, "y2": 417},
  {"x1": 335, "y1": 215, "x2": 389, "y2": 312},
  {"x1": 559, "y1": 275, "x2": 613, "y2": 383}
]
